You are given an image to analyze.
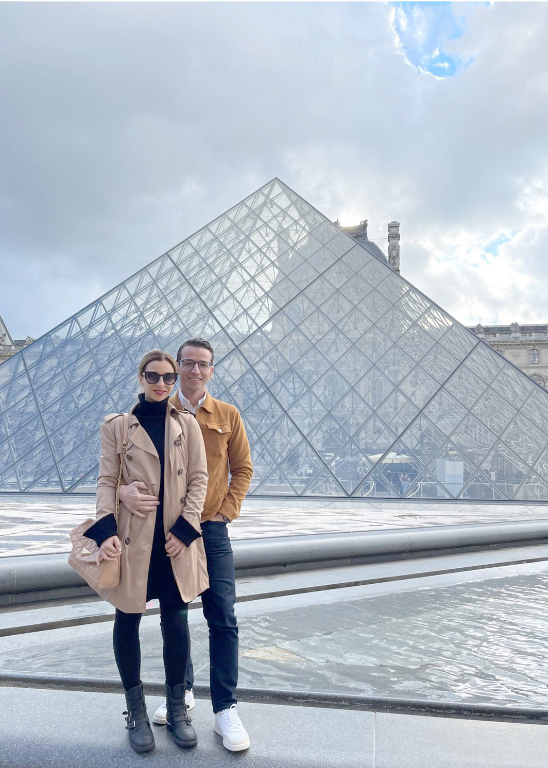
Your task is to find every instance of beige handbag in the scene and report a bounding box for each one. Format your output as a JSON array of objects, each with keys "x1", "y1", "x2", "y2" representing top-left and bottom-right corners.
[{"x1": 68, "y1": 413, "x2": 129, "y2": 592}]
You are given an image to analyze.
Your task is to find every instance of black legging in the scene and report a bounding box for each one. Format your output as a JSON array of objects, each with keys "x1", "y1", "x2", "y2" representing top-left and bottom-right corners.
[{"x1": 113, "y1": 600, "x2": 189, "y2": 691}]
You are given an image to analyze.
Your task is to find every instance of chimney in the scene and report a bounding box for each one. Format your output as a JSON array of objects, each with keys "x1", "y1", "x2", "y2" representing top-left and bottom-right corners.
[{"x1": 387, "y1": 221, "x2": 400, "y2": 273}]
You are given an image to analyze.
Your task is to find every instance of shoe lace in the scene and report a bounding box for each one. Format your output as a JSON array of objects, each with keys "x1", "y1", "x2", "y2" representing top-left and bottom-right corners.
[{"x1": 220, "y1": 705, "x2": 242, "y2": 732}]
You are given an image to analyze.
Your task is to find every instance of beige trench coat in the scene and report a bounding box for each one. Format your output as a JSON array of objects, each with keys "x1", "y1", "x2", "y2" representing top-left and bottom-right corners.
[{"x1": 94, "y1": 400, "x2": 209, "y2": 613}]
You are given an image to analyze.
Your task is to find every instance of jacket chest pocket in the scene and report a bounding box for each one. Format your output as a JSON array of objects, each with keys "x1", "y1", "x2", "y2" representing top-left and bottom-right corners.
[{"x1": 202, "y1": 423, "x2": 231, "y2": 457}]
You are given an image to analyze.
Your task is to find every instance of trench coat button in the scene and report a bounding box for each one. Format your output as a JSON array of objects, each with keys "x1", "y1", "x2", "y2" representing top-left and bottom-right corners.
[
  {"x1": 124, "y1": 537, "x2": 130, "y2": 545},
  {"x1": 175, "y1": 439, "x2": 181, "y2": 446},
  {"x1": 178, "y1": 469, "x2": 183, "y2": 475},
  {"x1": 180, "y1": 497, "x2": 185, "y2": 503},
  {"x1": 126, "y1": 454, "x2": 132, "y2": 461}
]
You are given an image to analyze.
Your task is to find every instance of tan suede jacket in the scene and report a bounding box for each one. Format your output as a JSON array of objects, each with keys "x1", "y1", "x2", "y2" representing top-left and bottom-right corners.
[{"x1": 169, "y1": 391, "x2": 253, "y2": 522}]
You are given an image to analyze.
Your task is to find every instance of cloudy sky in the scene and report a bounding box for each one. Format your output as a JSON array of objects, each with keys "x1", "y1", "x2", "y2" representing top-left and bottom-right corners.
[{"x1": 1, "y1": 1, "x2": 546, "y2": 340}]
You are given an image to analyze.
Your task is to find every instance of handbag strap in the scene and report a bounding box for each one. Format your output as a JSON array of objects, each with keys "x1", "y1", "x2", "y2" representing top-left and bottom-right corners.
[
  {"x1": 172, "y1": 409, "x2": 189, "y2": 471},
  {"x1": 114, "y1": 413, "x2": 129, "y2": 531}
]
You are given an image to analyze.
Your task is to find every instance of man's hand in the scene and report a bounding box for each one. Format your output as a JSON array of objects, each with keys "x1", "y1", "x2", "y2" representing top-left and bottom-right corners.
[
  {"x1": 97, "y1": 535, "x2": 122, "y2": 563},
  {"x1": 165, "y1": 532, "x2": 186, "y2": 560},
  {"x1": 211, "y1": 512, "x2": 228, "y2": 522},
  {"x1": 118, "y1": 481, "x2": 159, "y2": 519}
]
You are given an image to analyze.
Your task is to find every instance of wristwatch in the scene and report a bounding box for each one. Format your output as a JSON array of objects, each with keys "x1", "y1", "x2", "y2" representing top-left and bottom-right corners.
[{"x1": 221, "y1": 514, "x2": 230, "y2": 523}]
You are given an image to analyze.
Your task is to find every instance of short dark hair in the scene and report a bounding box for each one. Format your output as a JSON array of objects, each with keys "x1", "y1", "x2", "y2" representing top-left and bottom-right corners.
[{"x1": 176, "y1": 337, "x2": 214, "y2": 364}]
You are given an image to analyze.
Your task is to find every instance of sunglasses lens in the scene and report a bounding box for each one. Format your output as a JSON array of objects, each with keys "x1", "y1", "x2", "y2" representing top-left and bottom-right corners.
[{"x1": 143, "y1": 371, "x2": 177, "y2": 385}]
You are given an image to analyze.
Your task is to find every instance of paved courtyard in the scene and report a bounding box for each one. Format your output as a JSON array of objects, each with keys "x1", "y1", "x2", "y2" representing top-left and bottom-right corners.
[{"x1": 1, "y1": 494, "x2": 547, "y2": 556}]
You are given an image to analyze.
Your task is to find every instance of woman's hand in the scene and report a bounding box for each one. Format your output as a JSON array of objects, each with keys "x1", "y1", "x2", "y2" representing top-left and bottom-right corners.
[
  {"x1": 97, "y1": 535, "x2": 122, "y2": 563},
  {"x1": 165, "y1": 532, "x2": 186, "y2": 560}
]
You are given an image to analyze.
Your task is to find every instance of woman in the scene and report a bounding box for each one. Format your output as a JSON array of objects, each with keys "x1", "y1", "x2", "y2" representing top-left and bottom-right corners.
[{"x1": 85, "y1": 349, "x2": 209, "y2": 754}]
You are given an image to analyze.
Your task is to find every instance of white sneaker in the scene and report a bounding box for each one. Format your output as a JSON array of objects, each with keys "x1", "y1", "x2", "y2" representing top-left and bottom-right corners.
[
  {"x1": 152, "y1": 689, "x2": 195, "y2": 724},
  {"x1": 214, "y1": 705, "x2": 250, "y2": 751}
]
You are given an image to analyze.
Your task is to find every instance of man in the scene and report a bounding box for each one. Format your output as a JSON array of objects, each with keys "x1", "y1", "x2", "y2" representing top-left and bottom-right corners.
[{"x1": 118, "y1": 337, "x2": 253, "y2": 752}]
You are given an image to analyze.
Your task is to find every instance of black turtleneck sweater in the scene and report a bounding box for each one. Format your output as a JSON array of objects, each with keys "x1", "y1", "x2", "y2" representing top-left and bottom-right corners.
[{"x1": 86, "y1": 395, "x2": 201, "y2": 602}]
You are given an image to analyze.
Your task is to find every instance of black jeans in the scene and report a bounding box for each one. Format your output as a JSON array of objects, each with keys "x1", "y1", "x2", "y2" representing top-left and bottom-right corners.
[
  {"x1": 186, "y1": 521, "x2": 238, "y2": 713},
  {"x1": 113, "y1": 599, "x2": 189, "y2": 692}
]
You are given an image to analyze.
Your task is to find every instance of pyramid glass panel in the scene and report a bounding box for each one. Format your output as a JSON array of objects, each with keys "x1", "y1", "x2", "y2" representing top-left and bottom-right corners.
[
  {"x1": 449, "y1": 413, "x2": 497, "y2": 467},
  {"x1": 461, "y1": 471, "x2": 506, "y2": 501},
  {"x1": 534, "y1": 445, "x2": 548, "y2": 479},
  {"x1": 331, "y1": 390, "x2": 372, "y2": 437},
  {"x1": 1, "y1": 177, "x2": 546, "y2": 499},
  {"x1": 427, "y1": 441, "x2": 476, "y2": 498},
  {"x1": 376, "y1": 346, "x2": 415, "y2": 386},
  {"x1": 479, "y1": 442, "x2": 529, "y2": 498},
  {"x1": 270, "y1": 370, "x2": 307, "y2": 409},
  {"x1": 398, "y1": 416, "x2": 446, "y2": 466},
  {"x1": 355, "y1": 367, "x2": 395, "y2": 409},
  {"x1": 514, "y1": 472, "x2": 548, "y2": 502},
  {"x1": 520, "y1": 387, "x2": 548, "y2": 434},
  {"x1": 353, "y1": 467, "x2": 399, "y2": 498},
  {"x1": 330, "y1": 441, "x2": 372, "y2": 493},
  {"x1": 405, "y1": 470, "x2": 453, "y2": 500}
]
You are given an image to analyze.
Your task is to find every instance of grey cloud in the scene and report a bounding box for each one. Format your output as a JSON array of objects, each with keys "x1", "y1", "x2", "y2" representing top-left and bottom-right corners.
[{"x1": 0, "y1": 2, "x2": 546, "y2": 338}]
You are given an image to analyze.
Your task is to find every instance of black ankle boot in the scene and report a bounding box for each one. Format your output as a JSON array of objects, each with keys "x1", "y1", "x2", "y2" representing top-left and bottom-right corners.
[
  {"x1": 166, "y1": 684, "x2": 197, "y2": 748},
  {"x1": 123, "y1": 683, "x2": 155, "y2": 753}
]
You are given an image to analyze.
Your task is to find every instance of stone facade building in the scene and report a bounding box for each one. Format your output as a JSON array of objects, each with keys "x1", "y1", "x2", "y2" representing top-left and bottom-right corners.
[
  {"x1": 468, "y1": 323, "x2": 548, "y2": 390},
  {"x1": 0, "y1": 317, "x2": 33, "y2": 363},
  {"x1": 338, "y1": 219, "x2": 400, "y2": 273}
]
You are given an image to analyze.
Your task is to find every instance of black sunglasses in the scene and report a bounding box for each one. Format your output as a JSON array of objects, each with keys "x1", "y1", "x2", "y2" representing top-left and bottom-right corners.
[{"x1": 143, "y1": 371, "x2": 178, "y2": 385}]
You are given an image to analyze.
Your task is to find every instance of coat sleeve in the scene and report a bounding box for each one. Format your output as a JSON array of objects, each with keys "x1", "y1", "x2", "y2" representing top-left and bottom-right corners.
[
  {"x1": 90, "y1": 419, "x2": 121, "y2": 544},
  {"x1": 218, "y1": 408, "x2": 253, "y2": 522},
  {"x1": 178, "y1": 414, "x2": 208, "y2": 533}
]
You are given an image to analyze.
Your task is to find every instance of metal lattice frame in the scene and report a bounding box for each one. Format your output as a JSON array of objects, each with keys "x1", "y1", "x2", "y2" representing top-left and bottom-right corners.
[{"x1": 1, "y1": 178, "x2": 548, "y2": 500}]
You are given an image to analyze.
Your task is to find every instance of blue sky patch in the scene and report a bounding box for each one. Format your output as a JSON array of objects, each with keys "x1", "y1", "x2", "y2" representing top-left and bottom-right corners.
[
  {"x1": 390, "y1": 2, "x2": 480, "y2": 78},
  {"x1": 483, "y1": 232, "x2": 512, "y2": 256}
]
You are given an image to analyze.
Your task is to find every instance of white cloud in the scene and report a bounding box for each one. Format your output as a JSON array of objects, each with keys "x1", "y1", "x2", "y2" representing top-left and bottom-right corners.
[
  {"x1": 412, "y1": 5, "x2": 428, "y2": 46},
  {"x1": 397, "y1": 6, "x2": 408, "y2": 32}
]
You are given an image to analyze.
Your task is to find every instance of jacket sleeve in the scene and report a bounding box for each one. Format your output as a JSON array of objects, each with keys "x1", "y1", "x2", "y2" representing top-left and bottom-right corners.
[
  {"x1": 95, "y1": 421, "x2": 120, "y2": 520},
  {"x1": 169, "y1": 515, "x2": 202, "y2": 546},
  {"x1": 93, "y1": 419, "x2": 122, "y2": 538},
  {"x1": 178, "y1": 414, "x2": 208, "y2": 533},
  {"x1": 218, "y1": 409, "x2": 253, "y2": 522},
  {"x1": 85, "y1": 514, "x2": 117, "y2": 547}
]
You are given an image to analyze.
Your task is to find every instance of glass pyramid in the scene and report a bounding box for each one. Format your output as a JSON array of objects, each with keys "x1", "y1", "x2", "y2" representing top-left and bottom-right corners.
[{"x1": 1, "y1": 178, "x2": 548, "y2": 500}]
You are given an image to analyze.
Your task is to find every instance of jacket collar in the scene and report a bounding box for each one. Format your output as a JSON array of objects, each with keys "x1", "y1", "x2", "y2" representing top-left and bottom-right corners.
[
  {"x1": 169, "y1": 390, "x2": 214, "y2": 414},
  {"x1": 201, "y1": 392, "x2": 214, "y2": 413}
]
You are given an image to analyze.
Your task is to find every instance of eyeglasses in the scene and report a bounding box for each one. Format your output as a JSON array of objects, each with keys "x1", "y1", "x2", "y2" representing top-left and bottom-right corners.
[
  {"x1": 143, "y1": 371, "x2": 178, "y2": 385},
  {"x1": 177, "y1": 359, "x2": 213, "y2": 372}
]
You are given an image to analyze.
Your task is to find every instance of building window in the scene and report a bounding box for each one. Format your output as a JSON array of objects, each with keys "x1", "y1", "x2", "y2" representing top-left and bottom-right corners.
[{"x1": 529, "y1": 349, "x2": 539, "y2": 364}]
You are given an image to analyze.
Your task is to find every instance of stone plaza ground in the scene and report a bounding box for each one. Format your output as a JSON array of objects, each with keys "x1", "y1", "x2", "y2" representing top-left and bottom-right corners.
[
  {"x1": 1, "y1": 494, "x2": 548, "y2": 556},
  {"x1": 0, "y1": 496, "x2": 547, "y2": 766}
]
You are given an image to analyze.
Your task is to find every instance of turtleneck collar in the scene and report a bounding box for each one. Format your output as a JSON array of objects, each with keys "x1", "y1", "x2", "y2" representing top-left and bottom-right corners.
[{"x1": 135, "y1": 393, "x2": 169, "y2": 417}]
